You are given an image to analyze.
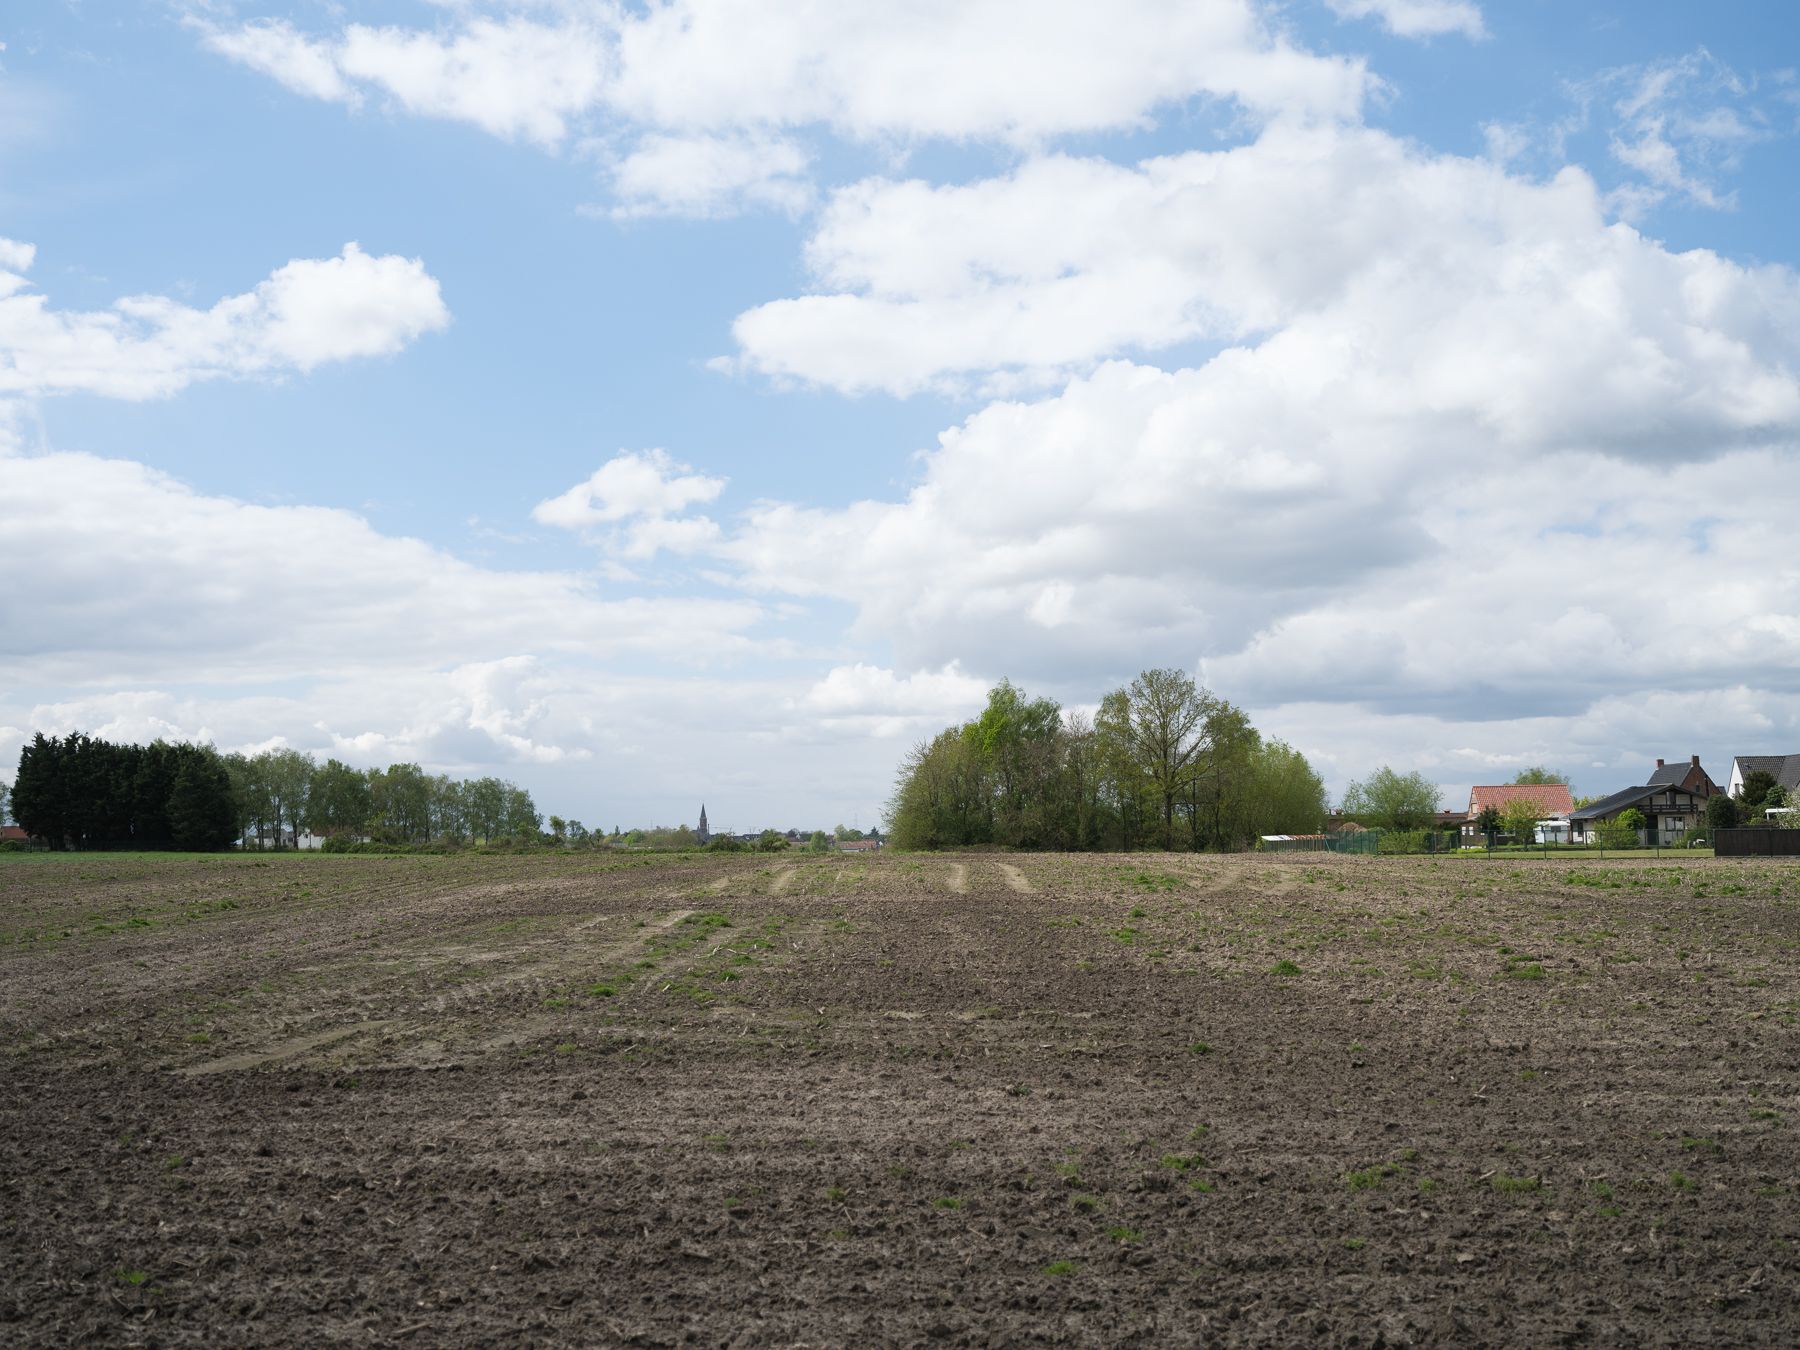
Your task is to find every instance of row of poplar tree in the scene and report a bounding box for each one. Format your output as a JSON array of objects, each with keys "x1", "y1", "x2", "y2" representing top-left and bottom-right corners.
[
  {"x1": 8, "y1": 732, "x2": 541, "y2": 851},
  {"x1": 886, "y1": 670, "x2": 1329, "y2": 851}
]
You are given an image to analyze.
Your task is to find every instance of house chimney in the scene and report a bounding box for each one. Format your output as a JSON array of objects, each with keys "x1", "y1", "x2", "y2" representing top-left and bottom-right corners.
[
  {"x1": 1656, "y1": 758, "x2": 1664, "y2": 768},
  {"x1": 1691, "y1": 754, "x2": 1700, "y2": 766}
]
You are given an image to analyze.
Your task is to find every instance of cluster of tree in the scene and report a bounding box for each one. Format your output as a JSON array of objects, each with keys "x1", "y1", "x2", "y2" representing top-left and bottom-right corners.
[
  {"x1": 1340, "y1": 766, "x2": 1444, "y2": 832},
  {"x1": 232, "y1": 751, "x2": 540, "y2": 848},
  {"x1": 605, "y1": 824, "x2": 868, "y2": 853},
  {"x1": 9, "y1": 732, "x2": 542, "y2": 851},
  {"x1": 608, "y1": 827, "x2": 863, "y2": 853},
  {"x1": 887, "y1": 671, "x2": 1328, "y2": 851},
  {"x1": 9, "y1": 733, "x2": 239, "y2": 851},
  {"x1": 1707, "y1": 774, "x2": 1795, "y2": 833}
]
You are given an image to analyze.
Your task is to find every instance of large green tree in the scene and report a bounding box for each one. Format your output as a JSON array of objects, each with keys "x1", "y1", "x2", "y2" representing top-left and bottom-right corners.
[
  {"x1": 1341, "y1": 767, "x2": 1441, "y2": 832},
  {"x1": 1510, "y1": 767, "x2": 1568, "y2": 785},
  {"x1": 1246, "y1": 739, "x2": 1329, "y2": 838},
  {"x1": 1706, "y1": 793, "x2": 1739, "y2": 836},
  {"x1": 1738, "y1": 770, "x2": 1779, "y2": 809},
  {"x1": 259, "y1": 748, "x2": 315, "y2": 848},
  {"x1": 1500, "y1": 796, "x2": 1543, "y2": 845},
  {"x1": 1097, "y1": 668, "x2": 1219, "y2": 850},
  {"x1": 501, "y1": 783, "x2": 541, "y2": 838},
  {"x1": 370, "y1": 763, "x2": 434, "y2": 843},
  {"x1": 887, "y1": 726, "x2": 990, "y2": 849},
  {"x1": 307, "y1": 758, "x2": 373, "y2": 838},
  {"x1": 466, "y1": 777, "x2": 507, "y2": 842},
  {"x1": 1184, "y1": 700, "x2": 1259, "y2": 851},
  {"x1": 167, "y1": 748, "x2": 238, "y2": 852},
  {"x1": 972, "y1": 681, "x2": 1069, "y2": 848},
  {"x1": 10, "y1": 733, "x2": 70, "y2": 847},
  {"x1": 885, "y1": 672, "x2": 1328, "y2": 853}
]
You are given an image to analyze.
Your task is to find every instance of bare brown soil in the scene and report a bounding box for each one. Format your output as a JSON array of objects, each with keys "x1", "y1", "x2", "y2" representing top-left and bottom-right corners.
[{"x1": 2, "y1": 850, "x2": 1798, "y2": 1346}]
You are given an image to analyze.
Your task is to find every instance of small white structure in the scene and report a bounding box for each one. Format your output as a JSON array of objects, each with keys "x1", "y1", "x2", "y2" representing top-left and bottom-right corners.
[{"x1": 1534, "y1": 819, "x2": 1570, "y2": 845}]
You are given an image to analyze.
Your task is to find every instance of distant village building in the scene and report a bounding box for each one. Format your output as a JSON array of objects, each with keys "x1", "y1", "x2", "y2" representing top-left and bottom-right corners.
[
  {"x1": 1649, "y1": 755, "x2": 1720, "y2": 799},
  {"x1": 1461, "y1": 784, "x2": 1574, "y2": 844},
  {"x1": 1727, "y1": 755, "x2": 1800, "y2": 799},
  {"x1": 1571, "y1": 784, "x2": 1706, "y2": 846},
  {"x1": 1558, "y1": 759, "x2": 1718, "y2": 846},
  {"x1": 696, "y1": 805, "x2": 710, "y2": 846}
]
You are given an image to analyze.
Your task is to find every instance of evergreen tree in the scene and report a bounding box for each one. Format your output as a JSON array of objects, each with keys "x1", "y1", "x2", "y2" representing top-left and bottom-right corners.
[
  {"x1": 131, "y1": 742, "x2": 181, "y2": 848},
  {"x1": 1737, "y1": 770, "x2": 1778, "y2": 809},
  {"x1": 167, "y1": 749, "x2": 238, "y2": 852},
  {"x1": 12, "y1": 733, "x2": 71, "y2": 848},
  {"x1": 1706, "y1": 794, "x2": 1739, "y2": 836}
]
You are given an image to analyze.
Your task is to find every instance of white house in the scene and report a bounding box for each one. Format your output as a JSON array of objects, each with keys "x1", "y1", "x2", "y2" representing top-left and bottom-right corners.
[{"x1": 1727, "y1": 754, "x2": 1800, "y2": 799}]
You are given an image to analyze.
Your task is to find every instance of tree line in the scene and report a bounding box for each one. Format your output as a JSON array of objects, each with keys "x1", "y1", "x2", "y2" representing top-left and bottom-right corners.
[
  {"x1": 886, "y1": 671, "x2": 1328, "y2": 851},
  {"x1": 7, "y1": 732, "x2": 541, "y2": 851}
]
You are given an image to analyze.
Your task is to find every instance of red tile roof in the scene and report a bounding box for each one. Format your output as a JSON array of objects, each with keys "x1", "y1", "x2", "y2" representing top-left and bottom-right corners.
[
  {"x1": 1466, "y1": 784, "x2": 1573, "y2": 818},
  {"x1": 0, "y1": 825, "x2": 29, "y2": 842}
]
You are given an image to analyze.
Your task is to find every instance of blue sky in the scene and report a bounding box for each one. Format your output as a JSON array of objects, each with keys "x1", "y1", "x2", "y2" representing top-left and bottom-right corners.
[{"x1": 3, "y1": 1, "x2": 1800, "y2": 830}]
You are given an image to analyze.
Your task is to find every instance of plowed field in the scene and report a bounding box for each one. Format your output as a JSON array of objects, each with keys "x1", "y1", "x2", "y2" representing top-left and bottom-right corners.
[{"x1": 3, "y1": 850, "x2": 1798, "y2": 1345}]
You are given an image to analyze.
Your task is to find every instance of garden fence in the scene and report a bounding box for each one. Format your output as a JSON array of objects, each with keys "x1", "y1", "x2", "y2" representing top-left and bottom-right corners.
[{"x1": 1713, "y1": 828, "x2": 1800, "y2": 858}]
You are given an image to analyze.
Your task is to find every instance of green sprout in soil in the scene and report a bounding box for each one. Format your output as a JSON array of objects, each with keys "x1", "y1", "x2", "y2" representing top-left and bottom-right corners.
[
  {"x1": 1490, "y1": 1174, "x2": 1542, "y2": 1194},
  {"x1": 1346, "y1": 1163, "x2": 1399, "y2": 1190}
]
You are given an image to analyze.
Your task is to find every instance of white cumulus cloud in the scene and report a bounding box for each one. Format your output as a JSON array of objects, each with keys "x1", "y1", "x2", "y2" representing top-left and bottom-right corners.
[
  {"x1": 607, "y1": 132, "x2": 814, "y2": 220},
  {"x1": 0, "y1": 242, "x2": 449, "y2": 401},
  {"x1": 199, "y1": 2, "x2": 1377, "y2": 218},
  {"x1": 726, "y1": 125, "x2": 1800, "y2": 408},
  {"x1": 0, "y1": 447, "x2": 763, "y2": 688},
  {"x1": 533, "y1": 449, "x2": 725, "y2": 527},
  {"x1": 1325, "y1": 0, "x2": 1487, "y2": 41}
]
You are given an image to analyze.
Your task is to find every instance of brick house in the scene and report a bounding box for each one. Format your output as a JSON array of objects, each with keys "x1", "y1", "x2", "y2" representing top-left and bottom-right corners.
[
  {"x1": 1461, "y1": 783, "x2": 1574, "y2": 844},
  {"x1": 1648, "y1": 755, "x2": 1720, "y2": 799}
]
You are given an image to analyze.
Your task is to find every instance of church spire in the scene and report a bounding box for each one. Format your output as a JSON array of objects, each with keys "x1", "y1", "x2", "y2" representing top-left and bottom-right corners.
[{"x1": 697, "y1": 803, "x2": 710, "y2": 845}]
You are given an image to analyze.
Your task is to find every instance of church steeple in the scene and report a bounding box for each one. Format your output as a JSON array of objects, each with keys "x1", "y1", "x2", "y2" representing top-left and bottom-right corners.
[{"x1": 697, "y1": 804, "x2": 710, "y2": 845}]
